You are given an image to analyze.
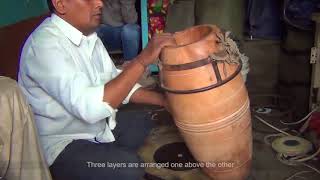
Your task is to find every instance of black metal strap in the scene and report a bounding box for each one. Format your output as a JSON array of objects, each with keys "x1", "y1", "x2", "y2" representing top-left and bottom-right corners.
[
  {"x1": 160, "y1": 60, "x2": 242, "y2": 94},
  {"x1": 161, "y1": 57, "x2": 212, "y2": 71},
  {"x1": 212, "y1": 61, "x2": 222, "y2": 83}
]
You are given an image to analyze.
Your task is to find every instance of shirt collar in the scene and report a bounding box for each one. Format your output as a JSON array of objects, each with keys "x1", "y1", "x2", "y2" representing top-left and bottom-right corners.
[{"x1": 51, "y1": 13, "x2": 98, "y2": 46}]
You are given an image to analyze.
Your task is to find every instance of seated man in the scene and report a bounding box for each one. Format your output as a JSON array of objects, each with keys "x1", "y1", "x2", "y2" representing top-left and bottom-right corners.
[
  {"x1": 97, "y1": 0, "x2": 140, "y2": 61},
  {"x1": 18, "y1": 0, "x2": 175, "y2": 179}
]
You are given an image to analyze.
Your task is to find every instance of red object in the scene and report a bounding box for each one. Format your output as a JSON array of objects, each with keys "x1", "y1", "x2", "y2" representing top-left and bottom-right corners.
[
  {"x1": 149, "y1": 16, "x2": 165, "y2": 36},
  {"x1": 148, "y1": 0, "x2": 170, "y2": 38},
  {"x1": 309, "y1": 112, "x2": 320, "y2": 157},
  {"x1": 309, "y1": 112, "x2": 320, "y2": 137}
]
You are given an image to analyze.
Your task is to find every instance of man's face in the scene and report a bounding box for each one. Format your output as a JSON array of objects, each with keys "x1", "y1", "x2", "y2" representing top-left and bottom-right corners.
[{"x1": 63, "y1": 0, "x2": 103, "y2": 35}]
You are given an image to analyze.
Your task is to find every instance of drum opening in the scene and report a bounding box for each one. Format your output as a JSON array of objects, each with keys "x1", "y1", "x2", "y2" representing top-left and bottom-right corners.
[{"x1": 173, "y1": 26, "x2": 213, "y2": 47}]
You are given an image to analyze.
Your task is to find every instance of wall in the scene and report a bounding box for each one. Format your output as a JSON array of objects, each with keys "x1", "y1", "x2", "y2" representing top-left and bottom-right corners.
[
  {"x1": 0, "y1": 0, "x2": 48, "y2": 27},
  {"x1": 0, "y1": 0, "x2": 49, "y2": 80}
]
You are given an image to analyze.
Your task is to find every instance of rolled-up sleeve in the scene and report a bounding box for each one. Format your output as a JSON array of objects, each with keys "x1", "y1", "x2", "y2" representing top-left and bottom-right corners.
[
  {"x1": 25, "y1": 41, "x2": 112, "y2": 124},
  {"x1": 123, "y1": 83, "x2": 141, "y2": 104},
  {"x1": 111, "y1": 66, "x2": 142, "y2": 104}
]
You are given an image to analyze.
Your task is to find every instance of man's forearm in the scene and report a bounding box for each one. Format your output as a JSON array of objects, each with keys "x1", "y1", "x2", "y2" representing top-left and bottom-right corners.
[
  {"x1": 103, "y1": 52, "x2": 149, "y2": 108},
  {"x1": 129, "y1": 88, "x2": 165, "y2": 107}
]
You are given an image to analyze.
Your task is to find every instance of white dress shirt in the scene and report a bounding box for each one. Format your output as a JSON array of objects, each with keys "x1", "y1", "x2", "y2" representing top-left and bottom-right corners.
[{"x1": 18, "y1": 14, "x2": 141, "y2": 166}]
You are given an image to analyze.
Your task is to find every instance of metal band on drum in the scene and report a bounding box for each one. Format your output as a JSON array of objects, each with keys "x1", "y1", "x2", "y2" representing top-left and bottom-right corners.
[{"x1": 160, "y1": 57, "x2": 242, "y2": 94}]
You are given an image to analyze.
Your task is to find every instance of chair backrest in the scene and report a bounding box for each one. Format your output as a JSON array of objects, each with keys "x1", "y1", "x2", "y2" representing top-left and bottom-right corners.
[
  {"x1": 0, "y1": 14, "x2": 49, "y2": 80},
  {"x1": 0, "y1": 77, "x2": 52, "y2": 180}
]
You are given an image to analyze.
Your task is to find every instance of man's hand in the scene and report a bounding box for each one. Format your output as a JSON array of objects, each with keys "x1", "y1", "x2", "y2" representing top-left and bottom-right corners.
[
  {"x1": 137, "y1": 33, "x2": 176, "y2": 67},
  {"x1": 102, "y1": 34, "x2": 175, "y2": 109}
]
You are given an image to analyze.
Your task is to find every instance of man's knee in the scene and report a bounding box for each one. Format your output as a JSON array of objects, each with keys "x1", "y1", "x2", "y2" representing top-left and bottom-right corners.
[{"x1": 122, "y1": 24, "x2": 141, "y2": 38}]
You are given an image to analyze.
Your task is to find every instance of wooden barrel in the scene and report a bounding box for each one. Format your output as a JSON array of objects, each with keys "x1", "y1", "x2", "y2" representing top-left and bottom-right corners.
[{"x1": 159, "y1": 25, "x2": 252, "y2": 180}]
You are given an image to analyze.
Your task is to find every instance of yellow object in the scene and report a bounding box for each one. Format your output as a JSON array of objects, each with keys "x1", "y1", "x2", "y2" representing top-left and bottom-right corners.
[
  {"x1": 0, "y1": 77, "x2": 52, "y2": 180},
  {"x1": 271, "y1": 136, "x2": 313, "y2": 156}
]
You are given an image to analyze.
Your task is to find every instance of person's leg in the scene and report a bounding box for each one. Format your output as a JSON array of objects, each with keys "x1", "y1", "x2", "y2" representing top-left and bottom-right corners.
[
  {"x1": 49, "y1": 140, "x2": 144, "y2": 180},
  {"x1": 121, "y1": 24, "x2": 141, "y2": 61},
  {"x1": 112, "y1": 110, "x2": 154, "y2": 151},
  {"x1": 96, "y1": 24, "x2": 123, "y2": 51}
]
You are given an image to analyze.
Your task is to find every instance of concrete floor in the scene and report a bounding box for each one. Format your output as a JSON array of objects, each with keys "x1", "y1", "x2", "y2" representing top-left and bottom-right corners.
[{"x1": 119, "y1": 102, "x2": 319, "y2": 180}]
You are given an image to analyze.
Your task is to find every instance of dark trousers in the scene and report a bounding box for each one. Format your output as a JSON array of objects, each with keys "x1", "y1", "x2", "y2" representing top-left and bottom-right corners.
[{"x1": 49, "y1": 111, "x2": 154, "y2": 180}]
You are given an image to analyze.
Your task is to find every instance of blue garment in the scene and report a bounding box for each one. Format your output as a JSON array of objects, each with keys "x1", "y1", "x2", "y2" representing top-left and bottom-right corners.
[
  {"x1": 97, "y1": 23, "x2": 141, "y2": 61},
  {"x1": 284, "y1": 0, "x2": 320, "y2": 30},
  {"x1": 246, "y1": 0, "x2": 283, "y2": 40}
]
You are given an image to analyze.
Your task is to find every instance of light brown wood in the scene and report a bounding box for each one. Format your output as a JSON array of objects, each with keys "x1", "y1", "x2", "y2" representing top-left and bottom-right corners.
[{"x1": 159, "y1": 25, "x2": 252, "y2": 180}]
